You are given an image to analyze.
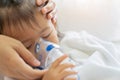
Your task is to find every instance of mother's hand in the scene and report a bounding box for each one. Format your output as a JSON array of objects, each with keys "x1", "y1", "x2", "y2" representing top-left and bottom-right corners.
[
  {"x1": 0, "y1": 35, "x2": 47, "y2": 79},
  {"x1": 36, "y1": 0, "x2": 57, "y2": 24}
]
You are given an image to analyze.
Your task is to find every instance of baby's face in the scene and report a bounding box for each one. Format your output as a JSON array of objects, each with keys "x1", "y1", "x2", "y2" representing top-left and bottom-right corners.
[{"x1": 3, "y1": 12, "x2": 59, "y2": 55}]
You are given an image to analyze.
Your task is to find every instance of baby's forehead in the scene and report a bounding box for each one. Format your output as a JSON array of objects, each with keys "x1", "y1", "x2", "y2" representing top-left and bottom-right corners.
[{"x1": 3, "y1": 20, "x2": 39, "y2": 36}]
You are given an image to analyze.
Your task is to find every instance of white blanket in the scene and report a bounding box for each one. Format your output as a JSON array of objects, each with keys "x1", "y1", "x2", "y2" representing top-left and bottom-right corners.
[{"x1": 60, "y1": 31, "x2": 120, "y2": 80}]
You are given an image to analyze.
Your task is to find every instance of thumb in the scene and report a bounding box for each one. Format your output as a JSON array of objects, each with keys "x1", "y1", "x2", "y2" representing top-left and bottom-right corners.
[{"x1": 15, "y1": 43, "x2": 40, "y2": 67}]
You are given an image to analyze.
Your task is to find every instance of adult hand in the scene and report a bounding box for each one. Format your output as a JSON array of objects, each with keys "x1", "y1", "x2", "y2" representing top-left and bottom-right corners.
[
  {"x1": 36, "y1": 0, "x2": 57, "y2": 25},
  {"x1": 0, "y1": 35, "x2": 47, "y2": 79}
]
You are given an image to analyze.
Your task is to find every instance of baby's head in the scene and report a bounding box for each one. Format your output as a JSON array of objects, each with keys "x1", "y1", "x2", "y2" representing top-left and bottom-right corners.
[{"x1": 0, "y1": 0, "x2": 58, "y2": 53}]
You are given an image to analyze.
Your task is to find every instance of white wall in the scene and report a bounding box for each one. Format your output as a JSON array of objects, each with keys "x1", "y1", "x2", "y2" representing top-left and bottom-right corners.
[{"x1": 55, "y1": 0, "x2": 120, "y2": 41}]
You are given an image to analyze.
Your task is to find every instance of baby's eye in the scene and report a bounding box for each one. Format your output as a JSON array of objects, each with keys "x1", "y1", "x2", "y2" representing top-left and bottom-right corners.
[{"x1": 42, "y1": 30, "x2": 53, "y2": 39}]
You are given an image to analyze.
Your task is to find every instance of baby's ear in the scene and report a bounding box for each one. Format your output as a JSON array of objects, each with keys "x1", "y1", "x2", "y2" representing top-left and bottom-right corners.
[{"x1": 0, "y1": 0, "x2": 23, "y2": 7}]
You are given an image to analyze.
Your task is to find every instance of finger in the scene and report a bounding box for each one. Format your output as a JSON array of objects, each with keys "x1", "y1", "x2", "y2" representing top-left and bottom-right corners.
[
  {"x1": 41, "y1": 1, "x2": 55, "y2": 15},
  {"x1": 60, "y1": 71, "x2": 77, "y2": 79},
  {"x1": 14, "y1": 42, "x2": 40, "y2": 67},
  {"x1": 21, "y1": 68, "x2": 47, "y2": 79},
  {"x1": 20, "y1": 67, "x2": 47, "y2": 79},
  {"x1": 1, "y1": 49, "x2": 28, "y2": 79},
  {"x1": 57, "y1": 64, "x2": 75, "y2": 72},
  {"x1": 66, "y1": 78, "x2": 77, "y2": 80},
  {"x1": 51, "y1": 15, "x2": 57, "y2": 27},
  {"x1": 50, "y1": 55, "x2": 68, "y2": 68},
  {"x1": 36, "y1": 0, "x2": 47, "y2": 6},
  {"x1": 5, "y1": 47, "x2": 46, "y2": 79},
  {"x1": 47, "y1": 7, "x2": 57, "y2": 19},
  {"x1": 14, "y1": 55, "x2": 47, "y2": 79}
]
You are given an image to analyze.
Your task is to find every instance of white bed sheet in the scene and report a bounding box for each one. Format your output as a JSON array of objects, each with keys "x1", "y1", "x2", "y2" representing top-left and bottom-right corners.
[
  {"x1": 55, "y1": 1, "x2": 120, "y2": 79},
  {"x1": 60, "y1": 31, "x2": 120, "y2": 80}
]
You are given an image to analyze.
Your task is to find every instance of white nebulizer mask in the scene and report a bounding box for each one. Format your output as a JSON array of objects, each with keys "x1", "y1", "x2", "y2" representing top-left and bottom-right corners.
[{"x1": 35, "y1": 39, "x2": 80, "y2": 80}]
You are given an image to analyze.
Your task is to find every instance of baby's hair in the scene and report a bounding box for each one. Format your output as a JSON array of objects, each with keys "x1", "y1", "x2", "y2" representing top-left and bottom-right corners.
[
  {"x1": 0, "y1": 0, "x2": 23, "y2": 7},
  {"x1": 0, "y1": 0, "x2": 63, "y2": 41},
  {"x1": 0, "y1": 0, "x2": 40, "y2": 34}
]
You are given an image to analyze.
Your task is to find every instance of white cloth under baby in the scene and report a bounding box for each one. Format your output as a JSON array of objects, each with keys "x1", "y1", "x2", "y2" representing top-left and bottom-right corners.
[{"x1": 60, "y1": 31, "x2": 120, "y2": 80}]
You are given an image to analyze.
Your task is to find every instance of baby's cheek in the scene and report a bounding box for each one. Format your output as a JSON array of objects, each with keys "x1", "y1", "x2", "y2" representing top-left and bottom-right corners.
[{"x1": 44, "y1": 30, "x2": 59, "y2": 44}]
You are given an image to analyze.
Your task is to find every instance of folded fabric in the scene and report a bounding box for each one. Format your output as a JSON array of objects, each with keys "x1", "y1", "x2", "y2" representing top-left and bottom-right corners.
[{"x1": 60, "y1": 31, "x2": 120, "y2": 80}]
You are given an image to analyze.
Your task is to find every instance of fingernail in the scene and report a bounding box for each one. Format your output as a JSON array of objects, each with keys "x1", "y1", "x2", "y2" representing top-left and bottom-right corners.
[
  {"x1": 48, "y1": 14, "x2": 52, "y2": 19},
  {"x1": 53, "y1": 18, "x2": 56, "y2": 23},
  {"x1": 37, "y1": 0, "x2": 42, "y2": 5},
  {"x1": 42, "y1": 8, "x2": 47, "y2": 14},
  {"x1": 34, "y1": 59, "x2": 40, "y2": 66}
]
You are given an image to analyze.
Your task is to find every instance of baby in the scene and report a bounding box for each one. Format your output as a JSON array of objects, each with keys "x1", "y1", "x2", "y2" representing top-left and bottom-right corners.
[{"x1": 0, "y1": 0, "x2": 77, "y2": 80}]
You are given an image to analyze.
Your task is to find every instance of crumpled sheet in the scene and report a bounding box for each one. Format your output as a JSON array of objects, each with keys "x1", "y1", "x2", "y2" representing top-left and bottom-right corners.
[{"x1": 60, "y1": 31, "x2": 120, "y2": 80}]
